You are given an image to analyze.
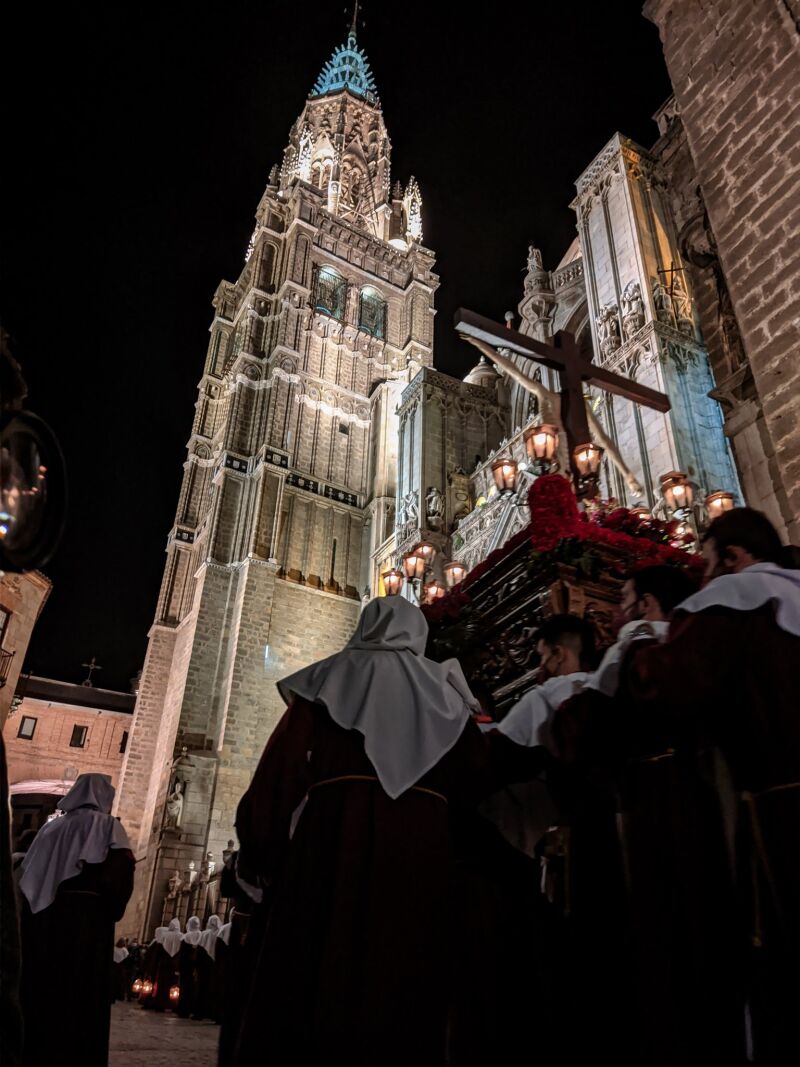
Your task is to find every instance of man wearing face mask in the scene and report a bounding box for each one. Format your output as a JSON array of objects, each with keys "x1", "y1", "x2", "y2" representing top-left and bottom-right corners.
[{"x1": 629, "y1": 507, "x2": 800, "y2": 1066}]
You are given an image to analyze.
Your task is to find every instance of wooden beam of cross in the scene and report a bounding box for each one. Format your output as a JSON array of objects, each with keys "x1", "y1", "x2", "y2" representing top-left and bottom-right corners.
[{"x1": 453, "y1": 308, "x2": 670, "y2": 476}]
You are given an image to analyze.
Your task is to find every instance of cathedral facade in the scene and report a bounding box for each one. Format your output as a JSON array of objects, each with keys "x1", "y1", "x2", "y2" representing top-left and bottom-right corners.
[{"x1": 116, "y1": 18, "x2": 787, "y2": 934}]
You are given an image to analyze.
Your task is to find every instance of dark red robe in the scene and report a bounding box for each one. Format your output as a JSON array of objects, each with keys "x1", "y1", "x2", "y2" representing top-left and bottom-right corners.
[
  {"x1": 231, "y1": 696, "x2": 492, "y2": 1067},
  {"x1": 20, "y1": 848, "x2": 134, "y2": 1067},
  {"x1": 630, "y1": 603, "x2": 800, "y2": 1066}
]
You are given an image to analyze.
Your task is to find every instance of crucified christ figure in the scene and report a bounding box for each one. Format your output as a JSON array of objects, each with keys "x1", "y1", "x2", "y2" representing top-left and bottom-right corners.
[{"x1": 462, "y1": 335, "x2": 644, "y2": 497}]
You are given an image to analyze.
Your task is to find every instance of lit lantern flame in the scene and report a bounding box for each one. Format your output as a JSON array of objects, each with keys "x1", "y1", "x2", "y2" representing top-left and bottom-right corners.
[
  {"x1": 704, "y1": 490, "x2": 734, "y2": 520},
  {"x1": 381, "y1": 568, "x2": 404, "y2": 596},
  {"x1": 141, "y1": 979, "x2": 153, "y2": 996},
  {"x1": 629, "y1": 506, "x2": 651, "y2": 521},
  {"x1": 572, "y1": 443, "x2": 603, "y2": 477},
  {"x1": 443, "y1": 561, "x2": 467, "y2": 589},
  {"x1": 402, "y1": 549, "x2": 426, "y2": 581},
  {"x1": 524, "y1": 423, "x2": 559, "y2": 462},
  {"x1": 491, "y1": 458, "x2": 518, "y2": 494},
  {"x1": 132, "y1": 978, "x2": 143, "y2": 995},
  {"x1": 423, "y1": 580, "x2": 447, "y2": 604},
  {"x1": 169, "y1": 985, "x2": 181, "y2": 1003},
  {"x1": 660, "y1": 471, "x2": 694, "y2": 514}
]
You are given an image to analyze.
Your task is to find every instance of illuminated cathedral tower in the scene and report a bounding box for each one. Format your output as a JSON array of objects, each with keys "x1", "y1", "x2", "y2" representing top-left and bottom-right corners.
[{"x1": 116, "y1": 26, "x2": 438, "y2": 933}]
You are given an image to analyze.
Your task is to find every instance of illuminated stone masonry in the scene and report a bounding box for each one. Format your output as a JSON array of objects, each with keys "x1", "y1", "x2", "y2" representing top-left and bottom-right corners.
[{"x1": 117, "y1": 8, "x2": 796, "y2": 936}]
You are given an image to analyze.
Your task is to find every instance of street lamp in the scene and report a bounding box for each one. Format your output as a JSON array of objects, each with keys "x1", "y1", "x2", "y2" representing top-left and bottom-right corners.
[
  {"x1": 402, "y1": 548, "x2": 426, "y2": 581},
  {"x1": 491, "y1": 458, "x2": 518, "y2": 495}
]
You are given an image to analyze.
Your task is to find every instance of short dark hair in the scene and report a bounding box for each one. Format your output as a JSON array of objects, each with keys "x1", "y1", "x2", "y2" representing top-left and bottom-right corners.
[
  {"x1": 704, "y1": 507, "x2": 782, "y2": 565},
  {"x1": 536, "y1": 613, "x2": 597, "y2": 671},
  {"x1": 629, "y1": 565, "x2": 699, "y2": 616}
]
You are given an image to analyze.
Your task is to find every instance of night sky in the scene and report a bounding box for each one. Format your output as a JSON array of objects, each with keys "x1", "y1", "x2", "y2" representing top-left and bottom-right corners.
[{"x1": 1, "y1": 2, "x2": 671, "y2": 691}]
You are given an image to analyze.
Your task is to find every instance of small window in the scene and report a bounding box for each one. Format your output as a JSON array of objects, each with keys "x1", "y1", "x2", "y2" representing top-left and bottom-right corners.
[
  {"x1": 358, "y1": 287, "x2": 386, "y2": 339},
  {"x1": 338, "y1": 423, "x2": 350, "y2": 436},
  {"x1": 119, "y1": 730, "x2": 129, "y2": 754},
  {"x1": 0, "y1": 606, "x2": 10, "y2": 643},
  {"x1": 70, "y1": 725, "x2": 88, "y2": 748},
  {"x1": 17, "y1": 716, "x2": 37, "y2": 740},
  {"x1": 314, "y1": 267, "x2": 347, "y2": 321}
]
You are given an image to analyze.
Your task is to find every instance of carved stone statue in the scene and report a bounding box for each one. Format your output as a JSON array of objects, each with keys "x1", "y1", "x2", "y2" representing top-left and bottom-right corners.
[
  {"x1": 425, "y1": 486, "x2": 445, "y2": 529},
  {"x1": 461, "y1": 336, "x2": 644, "y2": 497},
  {"x1": 186, "y1": 859, "x2": 198, "y2": 886},
  {"x1": 652, "y1": 279, "x2": 673, "y2": 324},
  {"x1": 165, "y1": 779, "x2": 185, "y2": 829},
  {"x1": 448, "y1": 468, "x2": 472, "y2": 523},
  {"x1": 222, "y1": 839, "x2": 236, "y2": 865},
  {"x1": 527, "y1": 245, "x2": 544, "y2": 273},
  {"x1": 399, "y1": 490, "x2": 419, "y2": 531},
  {"x1": 621, "y1": 281, "x2": 645, "y2": 339},
  {"x1": 671, "y1": 276, "x2": 695, "y2": 336},
  {"x1": 202, "y1": 852, "x2": 216, "y2": 879},
  {"x1": 596, "y1": 304, "x2": 622, "y2": 358},
  {"x1": 167, "y1": 870, "x2": 182, "y2": 897}
]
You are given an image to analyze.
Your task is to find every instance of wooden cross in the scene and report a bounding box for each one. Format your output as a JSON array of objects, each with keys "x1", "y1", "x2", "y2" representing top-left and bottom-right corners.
[
  {"x1": 453, "y1": 308, "x2": 670, "y2": 477},
  {"x1": 81, "y1": 655, "x2": 103, "y2": 688}
]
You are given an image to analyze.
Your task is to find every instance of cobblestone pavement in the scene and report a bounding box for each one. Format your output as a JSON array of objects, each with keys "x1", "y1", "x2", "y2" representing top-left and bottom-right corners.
[{"x1": 110, "y1": 1001, "x2": 219, "y2": 1066}]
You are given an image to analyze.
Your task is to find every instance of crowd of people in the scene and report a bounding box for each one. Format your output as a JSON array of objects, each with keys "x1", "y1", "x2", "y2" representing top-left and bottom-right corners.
[{"x1": 6, "y1": 505, "x2": 798, "y2": 1067}]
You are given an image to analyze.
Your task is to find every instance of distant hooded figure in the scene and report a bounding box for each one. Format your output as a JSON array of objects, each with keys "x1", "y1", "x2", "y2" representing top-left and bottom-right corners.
[
  {"x1": 230, "y1": 596, "x2": 493, "y2": 1067},
  {"x1": 193, "y1": 914, "x2": 222, "y2": 1020},
  {"x1": 176, "y1": 915, "x2": 202, "y2": 1017},
  {"x1": 19, "y1": 773, "x2": 134, "y2": 1067}
]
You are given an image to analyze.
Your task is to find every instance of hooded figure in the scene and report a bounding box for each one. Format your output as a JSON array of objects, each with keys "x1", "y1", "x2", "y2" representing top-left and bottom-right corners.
[
  {"x1": 229, "y1": 596, "x2": 493, "y2": 1067},
  {"x1": 18, "y1": 774, "x2": 134, "y2": 1067},
  {"x1": 176, "y1": 916, "x2": 201, "y2": 1017},
  {"x1": 193, "y1": 915, "x2": 223, "y2": 1021}
]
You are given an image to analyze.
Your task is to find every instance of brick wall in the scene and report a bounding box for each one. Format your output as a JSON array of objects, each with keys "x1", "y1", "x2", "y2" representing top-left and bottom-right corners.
[
  {"x1": 645, "y1": 0, "x2": 800, "y2": 537},
  {"x1": 4, "y1": 698, "x2": 130, "y2": 788},
  {"x1": 0, "y1": 571, "x2": 51, "y2": 728}
]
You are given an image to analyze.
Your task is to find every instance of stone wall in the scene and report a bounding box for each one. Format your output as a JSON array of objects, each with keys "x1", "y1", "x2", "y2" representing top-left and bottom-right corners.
[{"x1": 644, "y1": 0, "x2": 800, "y2": 537}]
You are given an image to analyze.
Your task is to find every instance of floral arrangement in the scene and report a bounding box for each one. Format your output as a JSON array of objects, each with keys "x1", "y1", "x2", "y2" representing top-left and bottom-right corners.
[{"x1": 423, "y1": 474, "x2": 702, "y2": 627}]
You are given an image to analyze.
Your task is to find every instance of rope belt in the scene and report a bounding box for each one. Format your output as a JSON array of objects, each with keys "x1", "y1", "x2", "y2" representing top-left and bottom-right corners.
[{"x1": 309, "y1": 774, "x2": 447, "y2": 805}]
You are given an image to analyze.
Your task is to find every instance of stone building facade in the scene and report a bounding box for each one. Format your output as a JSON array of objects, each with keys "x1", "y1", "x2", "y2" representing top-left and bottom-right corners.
[
  {"x1": 117, "y1": 9, "x2": 798, "y2": 934},
  {"x1": 115, "y1": 29, "x2": 438, "y2": 934},
  {"x1": 644, "y1": 0, "x2": 800, "y2": 539}
]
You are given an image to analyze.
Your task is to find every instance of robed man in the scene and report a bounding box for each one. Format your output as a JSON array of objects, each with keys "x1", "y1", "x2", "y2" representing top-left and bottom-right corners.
[
  {"x1": 630, "y1": 508, "x2": 800, "y2": 1065},
  {"x1": 18, "y1": 774, "x2": 134, "y2": 1067},
  {"x1": 230, "y1": 596, "x2": 492, "y2": 1067}
]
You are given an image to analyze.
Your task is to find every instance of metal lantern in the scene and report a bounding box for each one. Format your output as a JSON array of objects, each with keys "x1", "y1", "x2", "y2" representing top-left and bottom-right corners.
[
  {"x1": 524, "y1": 423, "x2": 559, "y2": 463},
  {"x1": 169, "y1": 984, "x2": 181, "y2": 1003},
  {"x1": 704, "y1": 490, "x2": 735, "y2": 521},
  {"x1": 382, "y1": 568, "x2": 404, "y2": 596},
  {"x1": 660, "y1": 471, "x2": 694, "y2": 513},
  {"x1": 443, "y1": 560, "x2": 467, "y2": 589},
  {"x1": 491, "y1": 458, "x2": 518, "y2": 494},
  {"x1": 402, "y1": 549, "x2": 425, "y2": 581},
  {"x1": 131, "y1": 978, "x2": 143, "y2": 995},
  {"x1": 572, "y1": 443, "x2": 603, "y2": 477},
  {"x1": 629, "y1": 506, "x2": 651, "y2": 521},
  {"x1": 141, "y1": 979, "x2": 153, "y2": 996},
  {"x1": 416, "y1": 541, "x2": 437, "y2": 566},
  {"x1": 423, "y1": 579, "x2": 447, "y2": 604}
]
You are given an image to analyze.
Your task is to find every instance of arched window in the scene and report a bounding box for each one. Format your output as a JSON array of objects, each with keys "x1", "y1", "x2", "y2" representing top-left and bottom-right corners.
[
  {"x1": 314, "y1": 266, "x2": 347, "y2": 321},
  {"x1": 358, "y1": 287, "x2": 387, "y2": 339}
]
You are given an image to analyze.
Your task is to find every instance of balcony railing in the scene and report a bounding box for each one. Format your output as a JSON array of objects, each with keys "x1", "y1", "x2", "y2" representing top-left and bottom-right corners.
[{"x1": 0, "y1": 648, "x2": 15, "y2": 689}]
